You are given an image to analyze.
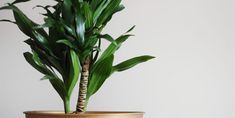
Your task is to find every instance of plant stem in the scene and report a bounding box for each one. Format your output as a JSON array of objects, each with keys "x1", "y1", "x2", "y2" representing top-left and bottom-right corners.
[
  {"x1": 64, "y1": 98, "x2": 70, "y2": 114},
  {"x1": 76, "y1": 58, "x2": 90, "y2": 113}
]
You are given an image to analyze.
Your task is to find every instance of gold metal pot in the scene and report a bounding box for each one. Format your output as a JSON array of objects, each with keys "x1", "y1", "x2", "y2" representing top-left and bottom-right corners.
[{"x1": 24, "y1": 111, "x2": 144, "y2": 118}]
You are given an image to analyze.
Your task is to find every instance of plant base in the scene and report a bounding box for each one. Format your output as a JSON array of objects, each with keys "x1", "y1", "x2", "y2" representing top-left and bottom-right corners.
[{"x1": 24, "y1": 111, "x2": 144, "y2": 118}]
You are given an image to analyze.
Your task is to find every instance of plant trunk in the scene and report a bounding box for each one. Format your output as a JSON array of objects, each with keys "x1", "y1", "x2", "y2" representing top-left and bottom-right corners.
[{"x1": 76, "y1": 58, "x2": 90, "y2": 113}]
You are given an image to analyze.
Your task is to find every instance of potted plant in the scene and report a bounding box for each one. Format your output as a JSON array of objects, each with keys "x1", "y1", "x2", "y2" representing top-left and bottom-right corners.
[{"x1": 0, "y1": 0, "x2": 154, "y2": 118}]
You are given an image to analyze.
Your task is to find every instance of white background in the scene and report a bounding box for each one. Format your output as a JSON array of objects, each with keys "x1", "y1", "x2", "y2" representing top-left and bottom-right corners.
[{"x1": 0, "y1": 0, "x2": 235, "y2": 118}]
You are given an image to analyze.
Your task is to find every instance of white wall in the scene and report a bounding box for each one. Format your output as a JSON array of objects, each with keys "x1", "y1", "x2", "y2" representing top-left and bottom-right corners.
[{"x1": 0, "y1": 0, "x2": 235, "y2": 118}]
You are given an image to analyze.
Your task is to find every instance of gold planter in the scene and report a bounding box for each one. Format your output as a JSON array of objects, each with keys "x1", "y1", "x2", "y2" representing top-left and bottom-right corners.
[{"x1": 24, "y1": 111, "x2": 144, "y2": 118}]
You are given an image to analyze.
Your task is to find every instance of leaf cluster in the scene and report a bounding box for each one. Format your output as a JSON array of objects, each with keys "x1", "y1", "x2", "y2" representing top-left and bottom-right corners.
[{"x1": 0, "y1": 0, "x2": 154, "y2": 112}]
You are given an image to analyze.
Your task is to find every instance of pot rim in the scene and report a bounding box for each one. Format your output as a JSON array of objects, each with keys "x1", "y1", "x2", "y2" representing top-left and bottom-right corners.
[{"x1": 24, "y1": 111, "x2": 144, "y2": 116}]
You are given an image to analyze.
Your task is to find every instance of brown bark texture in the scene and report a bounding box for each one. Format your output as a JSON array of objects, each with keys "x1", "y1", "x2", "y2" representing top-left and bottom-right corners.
[{"x1": 76, "y1": 58, "x2": 90, "y2": 112}]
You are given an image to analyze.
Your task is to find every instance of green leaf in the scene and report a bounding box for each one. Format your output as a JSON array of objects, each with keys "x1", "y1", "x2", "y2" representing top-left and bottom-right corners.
[
  {"x1": 83, "y1": 2, "x2": 93, "y2": 28},
  {"x1": 87, "y1": 54, "x2": 114, "y2": 98},
  {"x1": 75, "y1": 8, "x2": 85, "y2": 45},
  {"x1": 90, "y1": 0, "x2": 102, "y2": 10},
  {"x1": 84, "y1": 36, "x2": 98, "y2": 50},
  {"x1": 113, "y1": 55, "x2": 155, "y2": 72},
  {"x1": 0, "y1": 19, "x2": 16, "y2": 24},
  {"x1": 92, "y1": 38, "x2": 101, "y2": 63},
  {"x1": 32, "y1": 50, "x2": 44, "y2": 67},
  {"x1": 67, "y1": 50, "x2": 81, "y2": 97},
  {"x1": 23, "y1": 52, "x2": 53, "y2": 75},
  {"x1": 0, "y1": 6, "x2": 11, "y2": 10},
  {"x1": 33, "y1": 6, "x2": 55, "y2": 29},
  {"x1": 12, "y1": 0, "x2": 31, "y2": 4},
  {"x1": 93, "y1": 0, "x2": 111, "y2": 23},
  {"x1": 25, "y1": 51, "x2": 66, "y2": 101},
  {"x1": 41, "y1": 75, "x2": 67, "y2": 100},
  {"x1": 115, "y1": 4, "x2": 125, "y2": 12},
  {"x1": 96, "y1": 0, "x2": 121, "y2": 26},
  {"x1": 62, "y1": 0, "x2": 73, "y2": 25},
  {"x1": 125, "y1": 25, "x2": 135, "y2": 34},
  {"x1": 98, "y1": 34, "x2": 117, "y2": 45},
  {"x1": 24, "y1": 40, "x2": 64, "y2": 76},
  {"x1": 49, "y1": 76, "x2": 67, "y2": 101},
  {"x1": 33, "y1": 19, "x2": 54, "y2": 29},
  {"x1": 24, "y1": 38, "x2": 33, "y2": 45},
  {"x1": 34, "y1": 5, "x2": 54, "y2": 16},
  {"x1": 5, "y1": 4, "x2": 50, "y2": 52},
  {"x1": 32, "y1": 31, "x2": 49, "y2": 47},
  {"x1": 56, "y1": 39, "x2": 77, "y2": 49},
  {"x1": 63, "y1": 24, "x2": 76, "y2": 37},
  {"x1": 99, "y1": 34, "x2": 132, "y2": 61},
  {"x1": 41, "y1": 75, "x2": 55, "y2": 80},
  {"x1": 24, "y1": 51, "x2": 66, "y2": 102},
  {"x1": 10, "y1": 4, "x2": 59, "y2": 58},
  {"x1": 101, "y1": 4, "x2": 125, "y2": 27},
  {"x1": 10, "y1": 5, "x2": 36, "y2": 38}
]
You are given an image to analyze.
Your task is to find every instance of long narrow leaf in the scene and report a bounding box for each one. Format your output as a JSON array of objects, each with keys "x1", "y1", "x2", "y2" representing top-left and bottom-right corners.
[
  {"x1": 25, "y1": 51, "x2": 67, "y2": 101},
  {"x1": 98, "y1": 34, "x2": 116, "y2": 45},
  {"x1": 87, "y1": 55, "x2": 114, "y2": 98},
  {"x1": 56, "y1": 39, "x2": 77, "y2": 49},
  {"x1": 113, "y1": 55, "x2": 155, "y2": 72},
  {"x1": 83, "y1": 2, "x2": 93, "y2": 28},
  {"x1": 7, "y1": 4, "x2": 50, "y2": 49},
  {"x1": 92, "y1": 38, "x2": 101, "y2": 63},
  {"x1": 24, "y1": 40, "x2": 63, "y2": 75},
  {"x1": 12, "y1": 0, "x2": 31, "y2": 4},
  {"x1": 23, "y1": 52, "x2": 53, "y2": 75},
  {"x1": 32, "y1": 51, "x2": 44, "y2": 67},
  {"x1": 125, "y1": 25, "x2": 135, "y2": 34},
  {"x1": 0, "y1": 19, "x2": 16, "y2": 24},
  {"x1": 62, "y1": 0, "x2": 73, "y2": 25},
  {"x1": 9, "y1": 5, "x2": 61, "y2": 60},
  {"x1": 41, "y1": 75, "x2": 54, "y2": 80},
  {"x1": 99, "y1": 34, "x2": 132, "y2": 61},
  {"x1": 41, "y1": 74, "x2": 67, "y2": 101},
  {"x1": 75, "y1": 8, "x2": 85, "y2": 45},
  {"x1": 11, "y1": 5, "x2": 36, "y2": 38},
  {"x1": 0, "y1": 6, "x2": 11, "y2": 10},
  {"x1": 90, "y1": 0, "x2": 102, "y2": 10},
  {"x1": 102, "y1": 4, "x2": 125, "y2": 26},
  {"x1": 96, "y1": 0, "x2": 121, "y2": 26},
  {"x1": 67, "y1": 49, "x2": 80, "y2": 97},
  {"x1": 49, "y1": 76, "x2": 67, "y2": 101},
  {"x1": 93, "y1": 0, "x2": 111, "y2": 23}
]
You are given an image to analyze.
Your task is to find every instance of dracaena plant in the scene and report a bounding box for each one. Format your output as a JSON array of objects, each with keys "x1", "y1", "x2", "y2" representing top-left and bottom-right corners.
[{"x1": 0, "y1": 0, "x2": 154, "y2": 114}]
